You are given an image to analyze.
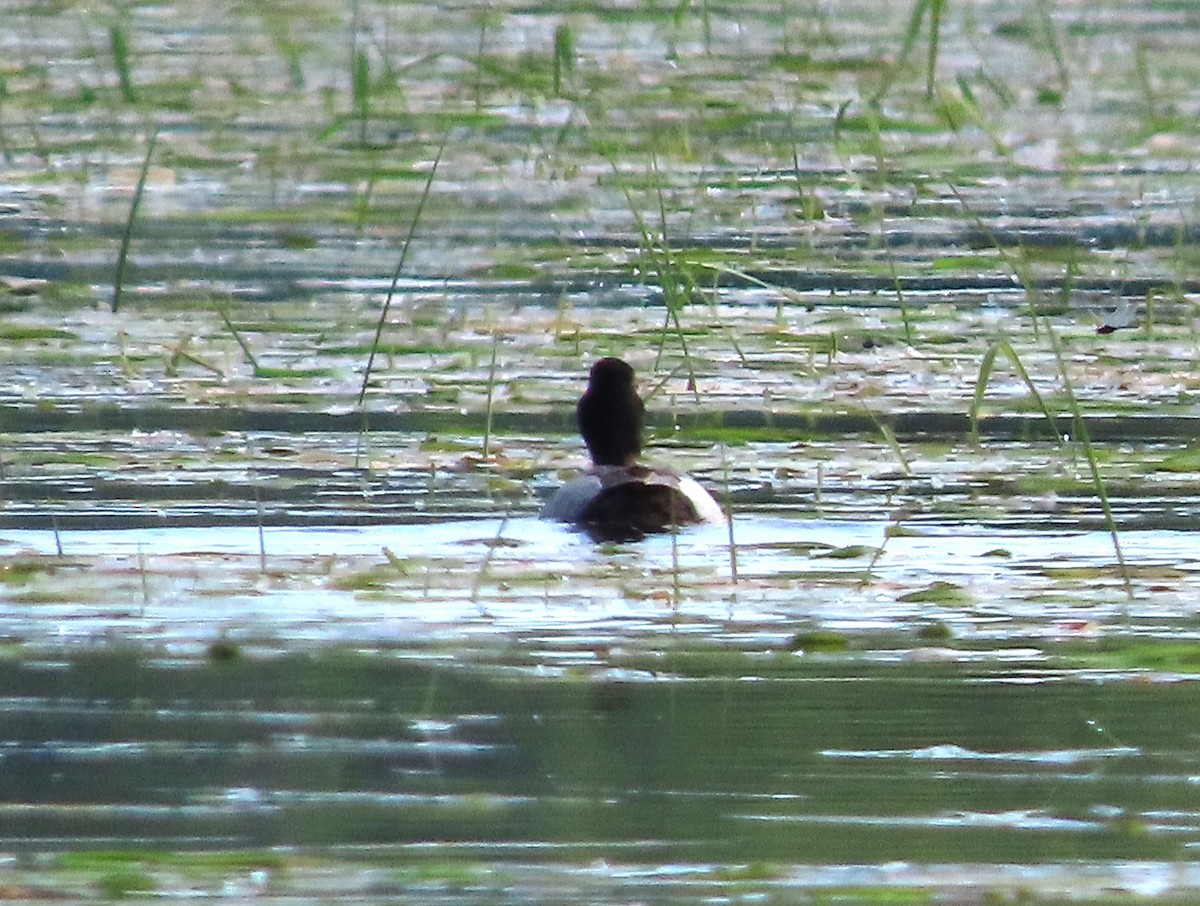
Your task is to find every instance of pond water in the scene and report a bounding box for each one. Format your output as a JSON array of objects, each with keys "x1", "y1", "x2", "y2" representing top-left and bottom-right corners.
[
  {"x1": 3, "y1": 0, "x2": 1200, "y2": 900},
  {"x1": 1, "y1": 517, "x2": 1198, "y2": 647},
  {"x1": 4, "y1": 511, "x2": 1200, "y2": 900}
]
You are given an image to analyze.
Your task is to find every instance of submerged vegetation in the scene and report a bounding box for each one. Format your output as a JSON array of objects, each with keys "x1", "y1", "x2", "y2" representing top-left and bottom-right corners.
[{"x1": 2, "y1": 0, "x2": 1200, "y2": 900}]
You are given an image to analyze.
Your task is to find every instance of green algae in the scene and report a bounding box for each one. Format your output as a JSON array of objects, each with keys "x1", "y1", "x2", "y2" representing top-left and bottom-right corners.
[
  {"x1": 898, "y1": 580, "x2": 972, "y2": 604},
  {"x1": 790, "y1": 629, "x2": 851, "y2": 652},
  {"x1": 1056, "y1": 639, "x2": 1200, "y2": 674}
]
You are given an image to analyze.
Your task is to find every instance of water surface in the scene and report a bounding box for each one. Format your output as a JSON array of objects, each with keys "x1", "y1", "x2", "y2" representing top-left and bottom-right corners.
[{"x1": 3, "y1": 0, "x2": 1200, "y2": 900}]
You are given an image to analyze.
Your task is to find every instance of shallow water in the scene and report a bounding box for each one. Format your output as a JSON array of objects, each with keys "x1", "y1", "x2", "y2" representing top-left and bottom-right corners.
[
  {"x1": 4, "y1": 628, "x2": 1200, "y2": 901},
  {"x1": 3, "y1": 515, "x2": 1200, "y2": 900},
  {"x1": 1, "y1": 517, "x2": 1196, "y2": 651},
  {"x1": 4, "y1": 0, "x2": 1200, "y2": 900}
]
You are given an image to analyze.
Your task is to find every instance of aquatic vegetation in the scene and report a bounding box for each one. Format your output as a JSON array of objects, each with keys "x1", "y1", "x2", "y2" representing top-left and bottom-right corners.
[
  {"x1": 917, "y1": 620, "x2": 954, "y2": 641},
  {"x1": 2, "y1": 0, "x2": 1200, "y2": 900},
  {"x1": 790, "y1": 629, "x2": 851, "y2": 652},
  {"x1": 880, "y1": 0, "x2": 948, "y2": 101},
  {"x1": 898, "y1": 580, "x2": 971, "y2": 605},
  {"x1": 207, "y1": 636, "x2": 242, "y2": 662},
  {"x1": 96, "y1": 867, "x2": 156, "y2": 899},
  {"x1": 108, "y1": 24, "x2": 137, "y2": 104},
  {"x1": 357, "y1": 137, "x2": 445, "y2": 410},
  {"x1": 819, "y1": 544, "x2": 880, "y2": 560}
]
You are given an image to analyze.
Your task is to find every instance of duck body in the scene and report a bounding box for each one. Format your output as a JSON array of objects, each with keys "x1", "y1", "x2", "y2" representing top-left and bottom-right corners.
[
  {"x1": 542, "y1": 358, "x2": 724, "y2": 540},
  {"x1": 541, "y1": 463, "x2": 725, "y2": 533}
]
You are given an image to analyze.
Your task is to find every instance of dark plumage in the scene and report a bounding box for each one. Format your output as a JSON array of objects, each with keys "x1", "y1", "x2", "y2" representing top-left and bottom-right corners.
[
  {"x1": 577, "y1": 465, "x2": 707, "y2": 541},
  {"x1": 540, "y1": 357, "x2": 724, "y2": 538},
  {"x1": 577, "y1": 357, "x2": 643, "y2": 467}
]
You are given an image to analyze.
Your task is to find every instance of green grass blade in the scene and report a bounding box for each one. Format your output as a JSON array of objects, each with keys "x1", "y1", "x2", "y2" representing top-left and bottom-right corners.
[
  {"x1": 1043, "y1": 318, "x2": 1132, "y2": 600},
  {"x1": 469, "y1": 511, "x2": 507, "y2": 615},
  {"x1": 925, "y1": 0, "x2": 945, "y2": 97},
  {"x1": 899, "y1": 0, "x2": 931, "y2": 68},
  {"x1": 957, "y1": 177, "x2": 1130, "y2": 597},
  {"x1": 553, "y1": 23, "x2": 574, "y2": 96},
  {"x1": 1035, "y1": 0, "x2": 1070, "y2": 95},
  {"x1": 970, "y1": 342, "x2": 1000, "y2": 443},
  {"x1": 865, "y1": 409, "x2": 911, "y2": 476},
  {"x1": 886, "y1": 250, "x2": 914, "y2": 345},
  {"x1": 216, "y1": 303, "x2": 260, "y2": 375},
  {"x1": 111, "y1": 128, "x2": 157, "y2": 313},
  {"x1": 110, "y1": 24, "x2": 136, "y2": 103},
  {"x1": 596, "y1": 142, "x2": 699, "y2": 389},
  {"x1": 357, "y1": 135, "x2": 446, "y2": 407},
  {"x1": 352, "y1": 49, "x2": 370, "y2": 145},
  {"x1": 871, "y1": 0, "x2": 930, "y2": 102},
  {"x1": 482, "y1": 332, "x2": 498, "y2": 458},
  {"x1": 996, "y1": 340, "x2": 1058, "y2": 429},
  {"x1": 972, "y1": 339, "x2": 1062, "y2": 444}
]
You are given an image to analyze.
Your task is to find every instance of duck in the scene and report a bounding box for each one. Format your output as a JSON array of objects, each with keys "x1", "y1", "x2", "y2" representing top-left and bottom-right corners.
[{"x1": 541, "y1": 357, "x2": 725, "y2": 540}]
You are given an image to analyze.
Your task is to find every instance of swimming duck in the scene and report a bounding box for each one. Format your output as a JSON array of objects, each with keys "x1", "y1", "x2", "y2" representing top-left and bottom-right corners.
[{"x1": 541, "y1": 357, "x2": 724, "y2": 539}]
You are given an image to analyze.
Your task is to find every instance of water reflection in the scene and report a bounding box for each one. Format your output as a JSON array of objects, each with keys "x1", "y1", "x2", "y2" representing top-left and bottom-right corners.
[
  {"x1": 3, "y1": 647, "x2": 1200, "y2": 869},
  {"x1": 0, "y1": 518, "x2": 1196, "y2": 653}
]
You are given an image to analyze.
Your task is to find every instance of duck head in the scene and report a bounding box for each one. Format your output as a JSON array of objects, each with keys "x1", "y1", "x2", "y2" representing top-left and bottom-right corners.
[
  {"x1": 577, "y1": 356, "x2": 644, "y2": 467},
  {"x1": 540, "y1": 357, "x2": 725, "y2": 539}
]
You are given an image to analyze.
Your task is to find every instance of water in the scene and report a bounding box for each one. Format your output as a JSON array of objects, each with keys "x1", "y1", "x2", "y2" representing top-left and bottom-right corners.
[
  {"x1": 4, "y1": 0, "x2": 1200, "y2": 899},
  {"x1": 0, "y1": 517, "x2": 1193, "y2": 648},
  {"x1": 3, "y1": 631, "x2": 1200, "y2": 901},
  {"x1": 3, "y1": 515, "x2": 1200, "y2": 900}
]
